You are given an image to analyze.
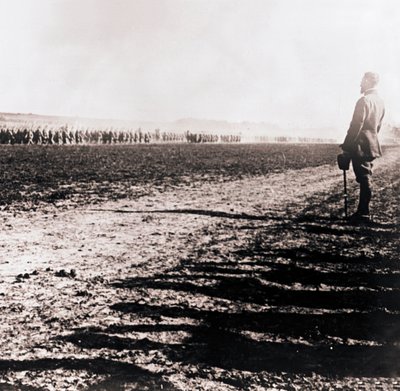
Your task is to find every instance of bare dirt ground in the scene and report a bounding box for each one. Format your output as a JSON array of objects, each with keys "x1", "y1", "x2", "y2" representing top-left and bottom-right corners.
[{"x1": 0, "y1": 147, "x2": 399, "y2": 390}]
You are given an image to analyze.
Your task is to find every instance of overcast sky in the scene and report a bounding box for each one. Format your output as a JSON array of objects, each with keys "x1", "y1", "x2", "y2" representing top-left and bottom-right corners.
[{"x1": 0, "y1": 0, "x2": 399, "y2": 132}]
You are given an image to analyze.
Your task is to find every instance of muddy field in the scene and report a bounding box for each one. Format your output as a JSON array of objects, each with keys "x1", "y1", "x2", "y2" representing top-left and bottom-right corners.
[{"x1": 0, "y1": 143, "x2": 399, "y2": 390}]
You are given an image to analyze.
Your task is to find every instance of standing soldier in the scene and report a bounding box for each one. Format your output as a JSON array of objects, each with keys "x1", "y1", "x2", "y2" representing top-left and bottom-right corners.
[
  {"x1": 48, "y1": 127, "x2": 54, "y2": 144},
  {"x1": 33, "y1": 126, "x2": 42, "y2": 144},
  {"x1": 340, "y1": 72, "x2": 385, "y2": 223},
  {"x1": 54, "y1": 127, "x2": 62, "y2": 144},
  {"x1": 68, "y1": 127, "x2": 75, "y2": 144},
  {"x1": 42, "y1": 126, "x2": 49, "y2": 144}
]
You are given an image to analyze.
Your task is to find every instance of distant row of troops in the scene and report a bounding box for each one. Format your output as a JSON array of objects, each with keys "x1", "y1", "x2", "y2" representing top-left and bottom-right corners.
[{"x1": 0, "y1": 125, "x2": 241, "y2": 145}]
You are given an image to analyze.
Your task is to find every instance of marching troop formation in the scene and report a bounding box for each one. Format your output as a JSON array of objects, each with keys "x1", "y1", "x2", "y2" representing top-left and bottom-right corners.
[
  {"x1": 0, "y1": 124, "x2": 343, "y2": 145},
  {"x1": 0, "y1": 125, "x2": 242, "y2": 145}
]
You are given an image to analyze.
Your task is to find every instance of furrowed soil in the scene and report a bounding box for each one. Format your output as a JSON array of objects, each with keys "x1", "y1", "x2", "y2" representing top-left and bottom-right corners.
[{"x1": 0, "y1": 144, "x2": 399, "y2": 390}]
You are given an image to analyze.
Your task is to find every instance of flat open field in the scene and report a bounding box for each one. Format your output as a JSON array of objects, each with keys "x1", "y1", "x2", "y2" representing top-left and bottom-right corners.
[
  {"x1": 0, "y1": 143, "x2": 399, "y2": 390},
  {"x1": 0, "y1": 144, "x2": 337, "y2": 209}
]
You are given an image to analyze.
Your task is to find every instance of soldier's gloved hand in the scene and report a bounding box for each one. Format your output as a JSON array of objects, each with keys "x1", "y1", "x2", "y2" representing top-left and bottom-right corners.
[
  {"x1": 337, "y1": 151, "x2": 351, "y2": 170},
  {"x1": 339, "y1": 144, "x2": 350, "y2": 153}
]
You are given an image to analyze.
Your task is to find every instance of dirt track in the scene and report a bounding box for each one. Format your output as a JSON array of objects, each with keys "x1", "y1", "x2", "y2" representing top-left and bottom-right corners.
[{"x1": 0, "y1": 148, "x2": 399, "y2": 390}]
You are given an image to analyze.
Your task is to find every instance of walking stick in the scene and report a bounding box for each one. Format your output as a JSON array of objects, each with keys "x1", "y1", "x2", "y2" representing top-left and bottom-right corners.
[
  {"x1": 343, "y1": 168, "x2": 348, "y2": 218},
  {"x1": 337, "y1": 153, "x2": 351, "y2": 219}
]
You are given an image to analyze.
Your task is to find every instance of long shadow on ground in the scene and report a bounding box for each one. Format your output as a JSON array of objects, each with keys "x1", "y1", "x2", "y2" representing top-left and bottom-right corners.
[
  {"x1": 59, "y1": 219, "x2": 400, "y2": 384},
  {"x1": 58, "y1": 170, "x2": 400, "y2": 385},
  {"x1": 64, "y1": 313, "x2": 399, "y2": 377},
  {"x1": 0, "y1": 358, "x2": 177, "y2": 390}
]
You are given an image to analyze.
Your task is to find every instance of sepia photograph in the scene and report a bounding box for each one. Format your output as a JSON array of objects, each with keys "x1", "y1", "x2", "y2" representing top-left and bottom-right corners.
[{"x1": 0, "y1": 0, "x2": 399, "y2": 389}]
